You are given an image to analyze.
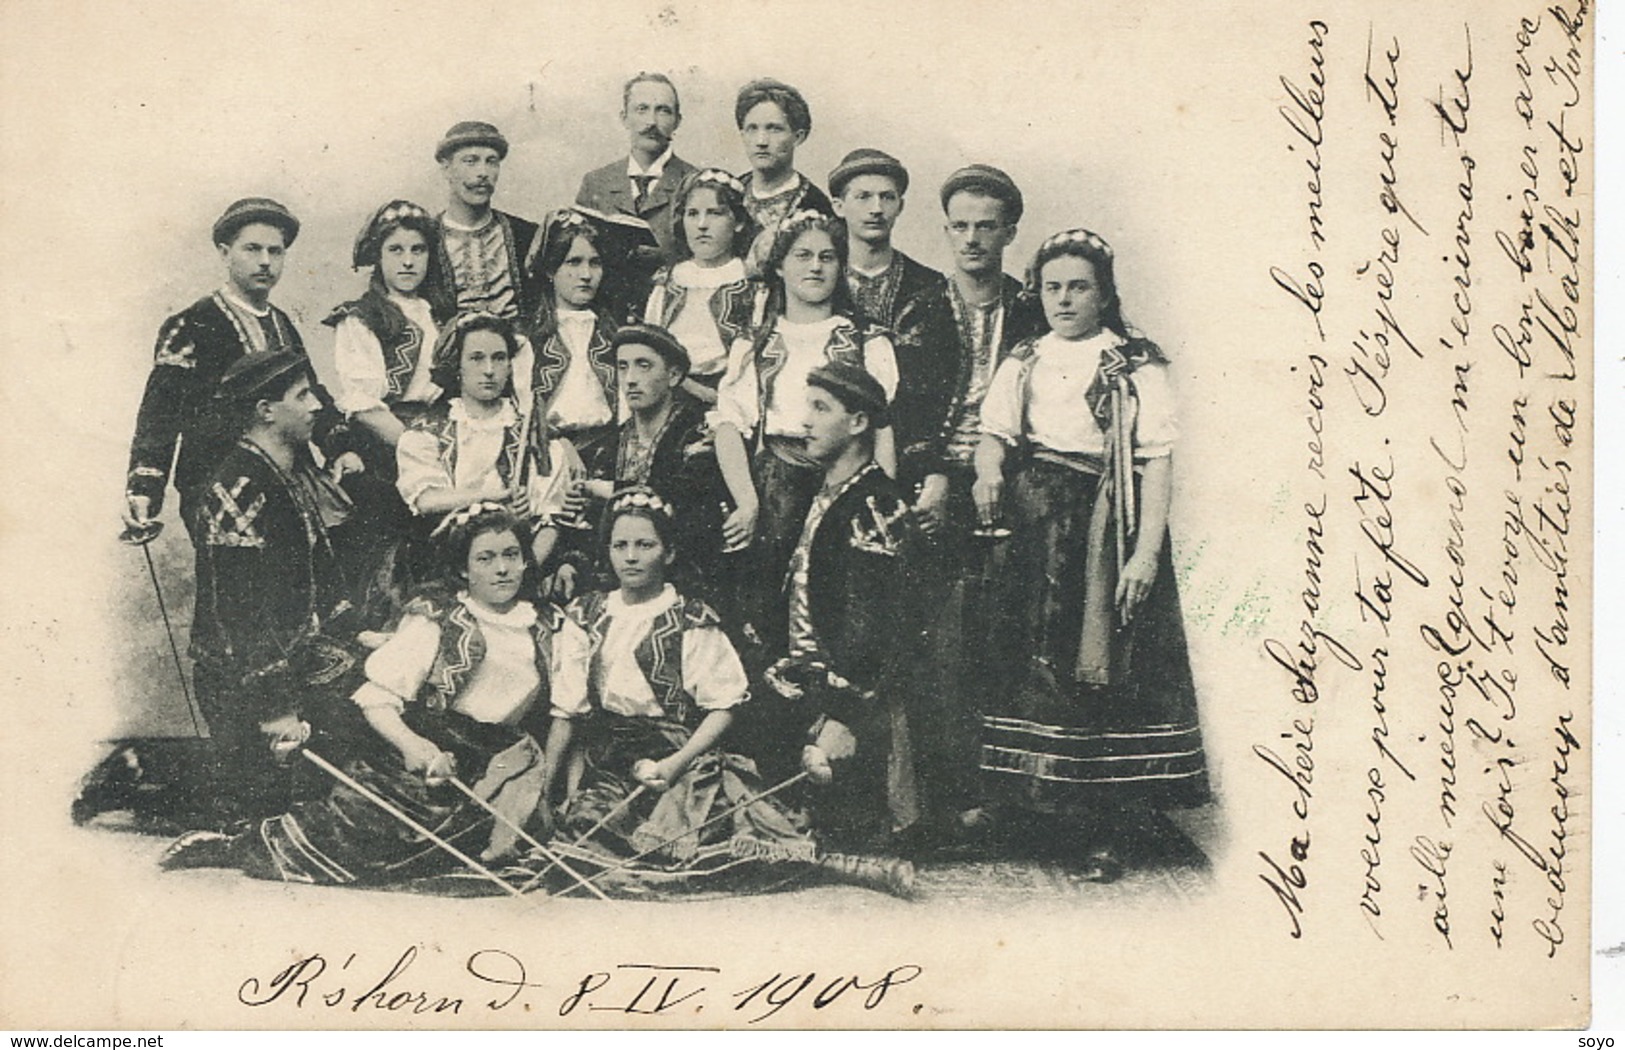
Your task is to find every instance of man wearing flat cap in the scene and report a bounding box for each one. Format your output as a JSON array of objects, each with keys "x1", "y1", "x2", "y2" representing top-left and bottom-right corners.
[
  {"x1": 828, "y1": 149, "x2": 958, "y2": 527},
  {"x1": 189, "y1": 351, "x2": 356, "y2": 825},
  {"x1": 909, "y1": 164, "x2": 1044, "y2": 837},
  {"x1": 758, "y1": 360, "x2": 924, "y2": 853},
  {"x1": 589, "y1": 323, "x2": 731, "y2": 604},
  {"x1": 433, "y1": 120, "x2": 542, "y2": 322},
  {"x1": 124, "y1": 197, "x2": 324, "y2": 542},
  {"x1": 575, "y1": 72, "x2": 698, "y2": 264}
]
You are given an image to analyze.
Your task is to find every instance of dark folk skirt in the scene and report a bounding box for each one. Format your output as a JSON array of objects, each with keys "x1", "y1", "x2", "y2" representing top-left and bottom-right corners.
[{"x1": 980, "y1": 457, "x2": 1209, "y2": 814}]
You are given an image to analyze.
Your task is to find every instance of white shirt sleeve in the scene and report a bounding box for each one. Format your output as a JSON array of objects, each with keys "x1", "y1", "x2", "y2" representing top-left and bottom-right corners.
[
  {"x1": 331, "y1": 316, "x2": 391, "y2": 416},
  {"x1": 1131, "y1": 362, "x2": 1178, "y2": 460},
  {"x1": 708, "y1": 335, "x2": 761, "y2": 435},
  {"x1": 352, "y1": 614, "x2": 441, "y2": 712},
  {"x1": 681, "y1": 623, "x2": 750, "y2": 711},
  {"x1": 396, "y1": 427, "x2": 452, "y2": 513},
  {"x1": 860, "y1": 332, "x2": 900, "y2": 401},
  {"x1": 980, "y1": 356, "x2": 1028, "y2": 445},
  {"x1": 547, "y1": 613, "x2": 593, "y2": 719}
]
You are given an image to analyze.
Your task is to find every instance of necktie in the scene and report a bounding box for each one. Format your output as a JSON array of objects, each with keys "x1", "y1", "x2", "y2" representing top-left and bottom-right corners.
[{"x1": 632, "y1": 175, "x2": 655, "y2": 211}]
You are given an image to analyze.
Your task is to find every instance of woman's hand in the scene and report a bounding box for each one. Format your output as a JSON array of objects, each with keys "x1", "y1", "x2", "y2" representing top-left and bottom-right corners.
[
  {"x1": 800, "y1": 744, "x2": 834, "y2": 784},
  {"x1": 1116, "y1": 550, "x2": 1159, "y2": 623},
  {"x1": 506, "y1": 484, "x2": 531, "y2": 521},
  {"x1": 633, "y1": 755, "x2": 685, "y2": 792},
  {"x1": 328, "y1": 451, "x2": 366, "y2": 482},
  {"x1": 722, "y1": 498, "x2": 757, "y2": 552},
  {"x1": 546, "y1": 563, "x2": 579, "y2": 602},
  {"x1": 400, "y1": 735, "x2": 456, "y2": 783},
  {"x1": 260, "y1": 713, "x2": 311, "y2": 763},
  {"x1": 581, "y1": 478, "x2": 616, "y2": 501},
  {"x1": 914, "y1": 474, "x2": 950, "y2": 536}
]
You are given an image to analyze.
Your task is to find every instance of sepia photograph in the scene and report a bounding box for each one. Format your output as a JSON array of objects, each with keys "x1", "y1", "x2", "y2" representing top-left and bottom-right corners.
[{"x1": 0, "y1": 0, "x2": 1601, "y2": 1031}]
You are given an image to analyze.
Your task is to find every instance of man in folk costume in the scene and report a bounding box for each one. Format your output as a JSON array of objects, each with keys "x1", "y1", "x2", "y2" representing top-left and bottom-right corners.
[
  {"x1": 433, "y1": 121, "x2": 543, "y2": 322},
  {"x1": 908, "y1": 165, "x2": 1045, "y2": 838},
  {"x1": 733, "y1": 78, "x2": 833, "y2": 253},
  {"x1": 827, "y1": 149, "x2": 960, "y2": 508},
  {"x1": 124, "y1": 198, "x2": 344, "y2": 540},
  {"x1": 587, "y1": 324, "x2": 732, "y2": 606},
  {"x1": 189, "y1": 352, "x2": 363, "y2": 827},
  {"x1": 763, "y1": 362, "x2": 923, "y2": 852},
  {"x1": 574, "y1": 71, "x2": 698, "y2": 266}
]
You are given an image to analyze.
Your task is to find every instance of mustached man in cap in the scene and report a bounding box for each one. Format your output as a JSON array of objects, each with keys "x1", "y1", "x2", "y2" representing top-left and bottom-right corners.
[
  {"x1": 575, "y1": 72, "x2": 698, "y2": 265},
  {"x1": 828, "y1": 149, "x2": 960, "y2": 524},
  {"x1": 758, "y1": 361, "x2": 923, "y2": 856},
  {"x1": 189, "y1": 352, "x2": 361, "y2": 826},
  {"x1": 434, "y1": 121, "x2": 543, "y2": 322},
  {"x1": 124, "y1": 198, "x2": 338, "y2": 541}
]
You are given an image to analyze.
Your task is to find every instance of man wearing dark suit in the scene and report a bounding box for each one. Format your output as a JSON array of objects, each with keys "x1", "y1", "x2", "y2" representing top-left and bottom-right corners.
[{"x1": 574, "y1": 72, "x2": 698, "y2": 264}]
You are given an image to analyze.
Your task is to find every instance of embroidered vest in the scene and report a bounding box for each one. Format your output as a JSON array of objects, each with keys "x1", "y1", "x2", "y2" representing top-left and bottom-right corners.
[
  {"x1": 402, "y1": 593, "x2": 560, "y2": 714},
  {"x1": 416, "y1": 401, "x2": 527, "y2": 491},
  {"x1": 753, "y1": 318, "x2": 869, "y2": 436},
  {"x1": 571, "y1": 591, "x2": 725, "y2": 727},
  {"x1": 531, "y1": 312, "x2": 618, "y2": 415}
]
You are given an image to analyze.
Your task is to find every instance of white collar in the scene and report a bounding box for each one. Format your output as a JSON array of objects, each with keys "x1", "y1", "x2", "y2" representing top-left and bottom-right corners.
[
  {"x1": 607, "y1": 584, "x2": 678, "y2": 618},
  {"x1": 1040, "y1": 328, "x2": 1126, "y2": 355},
  {"x1": 439, "y1": 211, "x2": 495, "y2": 233},
  {"x1": 672, "y1": 257, "x2": 746, "y2": 288},
  {"x1": 627, "y1": 146, "x2": 675, "y2": 179},
  {"x1": 219, "y1": 286, "x2": 271, "y2": 318},
  {"x1": 458, "y1": 591, "x2": 538, "y2": 629},
  {"x1": 448, "y1": 397, "x2": 519, "y2": 427}
]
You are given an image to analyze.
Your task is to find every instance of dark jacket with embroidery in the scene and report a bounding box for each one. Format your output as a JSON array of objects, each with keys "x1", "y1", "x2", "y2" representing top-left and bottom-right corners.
[
  {"x1": 847, "y1": 251, "x2": 961, "y2": 485},
  {"x1": 775, "y1": 462, "x2": 921, "y2": 730},
  {"x1": 190, "y1": 438, "x2": 346, "y2": 725},
  {"x1": 568, "y1": 590, "x2": 728, "y2": 728},
  {"x1": 615, "y1": 392, "x2": 729, "y2": 576},
  {"x1": 434, "y1": 209, "x2": 543, "y2": 321},
  {"x1": 527, "y1": 308, "x2": 620, "y2": 427},
  {"x1": 936, "y1": 274, "x2": 1045, "y2": 467},
  {"x1": 128, "y1": 292, "x2": 325, "y2": 513}
]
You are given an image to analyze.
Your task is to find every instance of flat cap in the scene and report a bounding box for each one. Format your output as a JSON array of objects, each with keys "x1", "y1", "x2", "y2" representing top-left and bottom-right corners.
[
  {"x1": 612, "y1": 323, "x2": 691, "y2": 376},
  {"x1": 828, "y1": 148, "x2": 908, "y2": 198},
  {"x1": 212, "y1": 197, "x2": 300, "y2": 247},
  {"x1": 216, "y1": 351, "x2": 310, "y2": 403},
  {"x1": 435, "y1": 121, "x2": 509, "y2": 162},
  {"x1": 939, "y1": 164, "x2": 1024, "y2": 223},
  {"x1": 807, "y1": 360, "x2": 889, "y2": 427}
]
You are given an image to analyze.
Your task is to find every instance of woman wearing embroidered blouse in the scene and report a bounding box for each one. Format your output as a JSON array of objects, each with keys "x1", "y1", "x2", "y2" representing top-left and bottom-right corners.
[
  {"x1": 158, "y1": 504, "x2": 591, "y2": 886},
  {"x1": 396, "y1": 312, "x2": 585, "y2": 574},
  {"x1": 642, "y1": 168, "x2": 758, "y2": 406},
  {"x1": 550, "y1": 488, "x2": 913, "y2": 898},
  {"x1": 710, "y1": 211, "x2": 898, "y2": 603},
  {"x1": 971, "y1": 229, "x2": 1209, "y2": 881}
]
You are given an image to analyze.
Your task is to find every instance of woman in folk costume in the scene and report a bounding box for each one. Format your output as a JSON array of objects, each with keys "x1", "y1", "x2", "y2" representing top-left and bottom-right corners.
[
  {"x1": 396, "y1": 312, "x2": 587, "y2": 586},
  {"x1": 524, "y1": 208, "x2": 624, "y2": 484},
  {"x1": 971, "y1": 229, "x2": 1209, "y2": 881},
  {"x1": 641, "y1": 168, "x2": 761, "y2": 406},
  {"x1": 710, "y1": 210, "x2": 898, "y2": 623},
  {"x1": 159, "y1": 504, "x2": 592, "y2": 887},
  {"x1": 544, "y1": 488, "x2": 913, "y2": 898}
]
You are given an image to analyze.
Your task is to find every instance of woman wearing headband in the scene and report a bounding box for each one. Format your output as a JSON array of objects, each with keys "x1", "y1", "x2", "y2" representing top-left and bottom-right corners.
[
  {"x1": 159, "y1": 504, "x2": 592, "y2": 888},
  {"x1": 641, "y1": 168, "x2": 761, "y2": 405},
  {"x1": 971, "y1": 228, "x2": 1209, "y2": 881}
]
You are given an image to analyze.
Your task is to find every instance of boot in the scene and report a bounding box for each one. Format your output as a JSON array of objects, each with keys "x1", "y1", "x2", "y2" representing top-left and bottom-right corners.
[
  {"x1": 158, "y1": 830, "x2": 238, "y2": 871},
  {"x1": 816, "y1": 852, "x2": 917, "y2": 899}
]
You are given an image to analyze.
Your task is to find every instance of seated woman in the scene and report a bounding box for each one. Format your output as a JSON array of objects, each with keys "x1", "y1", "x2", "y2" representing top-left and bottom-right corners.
[
  {"x1": 710, "y1": 210, "x2": 898, "y2": 625},
  {"x1": 544, "y1": 488, "x2": 913, "y2": 898},
  {"x1": 396, "y1": 311, "x2": 586, "y2": 582},
  {"x1": 971, "y1": 228, "x2": 1210, "y2": 880},
  {"x1": 158, "y1": 504, "x2": 592, "y2": 886},
  {"x1": 642, "y1": 169, "x2": 760, "y2": 405}
]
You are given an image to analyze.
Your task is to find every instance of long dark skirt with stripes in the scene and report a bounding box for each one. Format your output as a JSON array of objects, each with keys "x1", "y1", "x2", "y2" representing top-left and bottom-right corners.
[
  {"x1": 236, "y1": 711, "x2": 548, "y2": 887},
  {"x1": 980, "y1": 456, "x2": 1209, "y2": 815}
]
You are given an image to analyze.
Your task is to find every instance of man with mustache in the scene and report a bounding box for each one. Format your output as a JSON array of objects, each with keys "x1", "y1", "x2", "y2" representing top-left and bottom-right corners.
[
  {"x1": 574, "y1": 72, "x2": 697, "y2": 265},
  {"x1": 433, "y1": 121, "x2": 543, "y2": 322},
  {"x1": 123, "y1": 198, "x2": 326, "y2": 541}
]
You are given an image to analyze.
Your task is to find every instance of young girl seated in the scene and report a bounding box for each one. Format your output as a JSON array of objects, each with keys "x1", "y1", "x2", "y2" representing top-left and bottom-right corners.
[
  {"x1": 158, "y1": 505, "x2": 591, "y2": 886},
  {"x1": 642, "y1": 169, "x2": 760, "y2": 404},
  {"x1": 549, "y1": 487, "x2": 914, "y2": 898}
]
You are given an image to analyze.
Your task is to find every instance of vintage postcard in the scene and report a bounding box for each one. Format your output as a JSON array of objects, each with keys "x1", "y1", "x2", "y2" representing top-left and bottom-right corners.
[{"x1": 0, "y1": 0, "x2": 1598, "y2": 1030}]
